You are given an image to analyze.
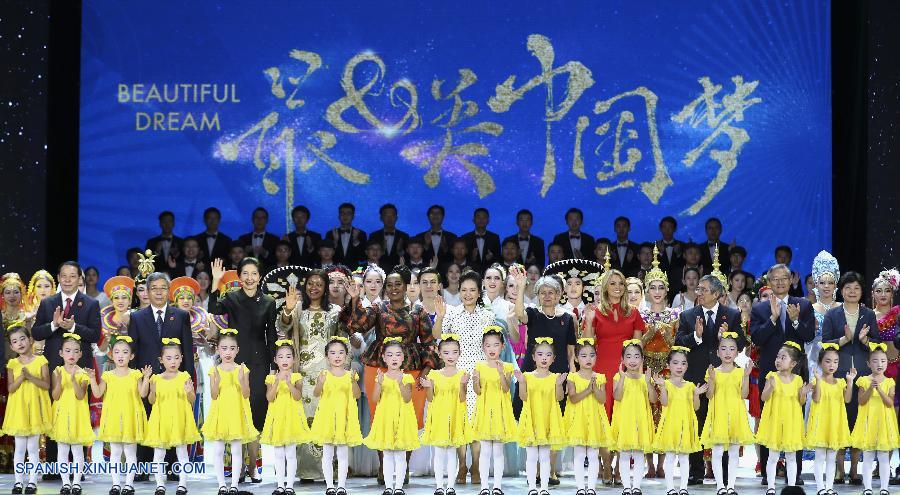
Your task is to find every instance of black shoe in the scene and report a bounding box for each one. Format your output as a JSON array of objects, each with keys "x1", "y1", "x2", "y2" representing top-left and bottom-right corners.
[
  {"x1": 272, "y1": 488, "x2": 284, "y2": 495},
  {"x1": 727, "y1": 489, "x2": 737, "y2": 495},
  {"x1": 59, "y1": 485, "x2": 71, "y2": 495},
  {"x1": 326, "y1": 489, "x2": 337, "y2": 495},
  {"x1": 175, "y1": 486, "x2": 187, "y2": 495},
  {"x1": 716, "y1": 489, "x2": 726, "y2": 495},
  {"x1": 851, "y1": 476, "x2": 864, "y2": 485},
  {"x1": 12, "y1": 482, "x2": 23, "y2": 494},
  {"x1": 666, "y1": 491, "x2": 678, "y2": 495},
  {"x1": 381, "y1": 490, "x2": 392, "y2": 495},
  {"x1": 679, "y1": 490, "x2": 689, "y2": 495},
  {"x1": 548, "y1": 476, "x2": 560, "y2": 486},
  {"x1": 44, "y1": 474, "x2": 62, "y2": 481},
  {"x1": 578, "y1": 490, "x2": 588, "y2": 495},
  {"x1": 154, "y1": 488, "x2": 165, "y2": 495},
  {"x1": 526, "y1": 490, "x2": 538, "y2": 495},
  {"x1": 760, "y1": 477, "x2": 768, "y2": 485},
  {"x1": 434, "y1": 489, "x2": 445, "y2": 495},
  {"x1": 286, "y1": 490, "x2": 295, "y2": 495},
  {"x1": 71, "y1": 485, "x2": 82, "y2": 495},
  {"x1": 765, "y1": 490, "x2": 775, "y2": 495},
  {"x1": 395, "y1": 490, "x2": 406, "y2": 495},
  {"x1": 862, "y1": 490, "x2": 873, "y2": 495},
  {"x1": 687, "y1": 477, "x2": 703, "y2": 486},
  {"x1": 540, "y1": 491, "x2": 551, "y2": 495},
  {"x1": 491, "y1": 489, "x2": 504, "y2": 495},
  {"x1": 335, "y1": 488, "x2": 346, "y2": 495},
  {"x1": 108, "y1": 485, "x2": 121, "y2": 495},
  {"x1": 227, "y1": 488, "x2": 237, "y2": 495},
  {"x1": 880, "y1": 490, "x2": 890, "y2": 495},
  {"x1": 632, "y1": 490, "x2": 642, "y2": 495},
  {"x1": 121, "y1": 487, "x2": 135, "y2": 495},
  {"x1": 446, "y1": 489, "x2": 456, "y2": 495},
  {"x1": 134, "y1": 474, "x2": 150, "y2": 483},
  {"x1": 24, "y1": 484, "x2": 37, "y2": 495},
  {"x1": 478, "y1": 490, "x2": 490, "y2": 495}
]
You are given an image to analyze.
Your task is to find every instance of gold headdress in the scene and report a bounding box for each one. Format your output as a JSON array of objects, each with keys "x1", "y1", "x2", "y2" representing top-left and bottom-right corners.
[
  {"x1": 603, "y1": 250, "x2": 612, "y2": 272},
  {"x1": 135, "y1": 249, "x2": 157, "y2": 283},
  {"x1": 0, "y1": 273, "x2": 26, "y2": 311},
  {"x1": 25, "y1": 270, "x2": 56, "y2": 312},
  {"x1": 643, "y1": 245, "x2": 668, "y2": 288},
  {"x1": 710, "y1": 245, "x2": 729, "y2": 291}
]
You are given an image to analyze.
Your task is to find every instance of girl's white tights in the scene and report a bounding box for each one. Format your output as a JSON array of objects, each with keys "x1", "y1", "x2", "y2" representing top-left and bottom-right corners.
[
  {"x1": 478, "y1": 440, "x2": 505, "y2": 490},
  {"x1": 712, "y1": 444, "x2": 741, "y2": 490},
  {"x1": 526, "y1": 445, "x2": 551, "y2": 491},
  {"x1": 863, "y1": 450, "x2": 891, "y2": 492},
  {"x1": 13, "y1": 435, "x2": 39, "y2": 485},
  {"x1": 663, "y1": 452, "x2": 690, "y2": 491},
  {"x1": 619, "y1": 450, "x2": 646, "y2": 490},
  {"x1": 382, "y1": 450, "x2": 407, "y2": 491},
  {"x1": 108, "y1": 442, "x2": 138, "y2": 488},
  {"x1": 433, "y1": 446, "x2": 458, "y2": 491},
  {"x1": 153, "y1": 446, "x2": 188, "y2": 488},
  {"x1": 572, "y1": 446, "x2": 600, "y2": 491},
  {"x1": 766, "y1": 450, "x2": 797, "y2": 490},
  {"x1": 209, "y1": 440, "x2": 241, "y2": 489},
  {"x1": 813, "y1": 448, "x2": 837, "y2": 492},
  {"x1": 322, "y1": 444, "x2": 349, "y2": 489},
  {"x1": 57, "y1": 442, "x2": 84, "y2": 487}
]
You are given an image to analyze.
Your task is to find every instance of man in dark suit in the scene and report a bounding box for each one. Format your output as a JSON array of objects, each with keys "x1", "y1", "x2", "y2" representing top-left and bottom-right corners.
[
  {"x1": 610, "y1": 216, "x2": 640, "y2": 273},
  {"x1": 127, "y1": 272, "x2": 194, "y2": 469},
  {"x1": 32, "y1": 261, "x2": 101, "y2": 479},
  {"x1": 146, "y1": 211, "x2": 183, "y2": 272},
  {"x1": 196, "y1": 207, "x2": 232, "y2": 264},
  {"x1": 551, "y1": 207, "x2": 595, "y2": 260},
  {"x1": 325, "y1": 202, "x2": 367, "y2": 268},
  {"x1": 674, "y1": 274, "x2": 743, "y2": 485},
  {"x1": 369, "y1": 203, "x2": 409, "y2": 270},
  {"x1": 503, "y1": 208, "x2": 545, "y2": 267},
  {"x1": 403, "y1": 237, "x2": 432, "y2": 270},
  {"x1": 166, "y1": 236, "x2": 206, "y2": 278},
  {"x1": 774, "y1": 245, "x2": 806, "y2": 298},
  {"x1": 655, "y1": 216, "x2": 684, "y2": 276},
  {"x1": 285, "y1": 205, "x2": 322, "y2": 267},
  {"x1": 239, "y1": 207, "x2": 281, "y2": 268},
  {"x1": 461, "y1": 207, "x2": 501, "y2": 268},
  {"x1": 416, "y1": 204, "x2": 456, "y2": 265},
  {"x1": 750, "y1": 263, "x2": 815, "y2": 486},
  {"x1": 699, "y1": 217, "x2": 732, "y2": 275}
]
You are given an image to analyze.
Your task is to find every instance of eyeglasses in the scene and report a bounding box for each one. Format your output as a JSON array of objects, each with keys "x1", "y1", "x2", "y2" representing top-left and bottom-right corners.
[
  {"x1": 769, "y1": 277, "x2": 790, "y2": 283},
  {"x1": 695, "y1": 287, "x2": 711, "y2": 294}
]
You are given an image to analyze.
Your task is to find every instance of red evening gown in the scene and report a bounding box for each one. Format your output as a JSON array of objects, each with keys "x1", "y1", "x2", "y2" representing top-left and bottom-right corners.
[{"x1": 590, "y1": 303, "x2": 646, "y2": 418}]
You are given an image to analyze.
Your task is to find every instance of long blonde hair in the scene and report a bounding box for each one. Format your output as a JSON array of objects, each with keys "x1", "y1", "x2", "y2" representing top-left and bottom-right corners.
[{"x1": 597, "y1": 269, "x2": 633, "y2": 317}]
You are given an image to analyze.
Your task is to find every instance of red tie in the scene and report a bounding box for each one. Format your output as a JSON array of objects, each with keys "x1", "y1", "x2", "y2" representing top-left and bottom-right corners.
[
  {"x1": 574, "y1": 307, "x2": 580, "y2": 321},
  {"x1": 63, "y1": 298, "x2": 73, "y2": 318}
]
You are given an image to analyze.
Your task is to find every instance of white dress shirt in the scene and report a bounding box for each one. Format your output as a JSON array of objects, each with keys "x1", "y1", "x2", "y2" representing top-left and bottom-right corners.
[{"x1": 694, "y1": 302, "x2": 720, "y2": 344}]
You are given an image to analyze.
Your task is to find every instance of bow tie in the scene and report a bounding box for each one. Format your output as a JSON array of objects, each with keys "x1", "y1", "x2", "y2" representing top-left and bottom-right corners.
[
  {"x1": 431, "y1": 231, "x2": 443, "y2": 236},
  {"x1": 663, "y1": 241, "x2": 674, "y2": 246},
  {"x1": 569, "y1": 234, "x2": 580, "y2": 239},
  {"x1": 206, "y1": 234, "x2": 217, "y2": 239},
  {"x1": 185, "y1": 261, "x2": 196, "y2": 266},
  {"x1": 162, "y1": 236, "x2": 173, "y2": 241},
  {"x1": 475, "y1": 233, "x2": 485, "y2": 238},
  {"x1": 339, "y1": 228, "x2": 351, "y2": 234},
  {"x1": 383, "y1": 231, "x2": 395, "y2": 236},
  {"x1": 253, "y1": 234, "x2": 264, "y2": 239},
  {"x1": 518, "y1": 236, "x2": 529, "y2": 242},
  {"x1": 618, "y1": 242, "x2": 628, "y2": 247}
]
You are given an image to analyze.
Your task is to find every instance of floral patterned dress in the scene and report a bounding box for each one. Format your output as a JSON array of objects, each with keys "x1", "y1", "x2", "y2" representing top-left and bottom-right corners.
[{"x1": 640, "y1": 307, "x2": 679, "y2": 423}]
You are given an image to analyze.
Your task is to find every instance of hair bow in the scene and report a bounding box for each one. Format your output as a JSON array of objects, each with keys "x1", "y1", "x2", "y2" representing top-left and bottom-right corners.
[
  {"x1": 576, "y1": 337, "x2": 595, "y2": 346},
  {"x1": 671, "y1": 345, "x2": 691, "y2": 353},
  {"x1": 62, "y1": 332, "x2": 81, "y2": 341},
  {"x1": 441, "y1": 333, "x2": 460, "y2": 342},
  {"x1": 783, "y1": 341, "x2": 801, "y2": 351},
  {"x1": 720, "y1": 331, "x2": 738, "y2": 339},
  {"x1": 821, "y1": 343, "x2": 839, "y2": 351},
  {"x1": 275, "y1": 339, "x2": 293, "y2": 347},
  {"x1": 535, "y1": 337, "x2": 554, "y2": 345},
  {"x1": 383, "y1": 336, "x2": 402, "y2": 344},
  {"x1": 482, "y1": 325, "x2": 503, "y2": 335},
  {"x1": 161, "y1": 337, "x2": 181, "y2": 345},
  {"x1": 114, "y1": 335, "x2": 133, "y2": 344},
  {"x1": 220, "y1": 328, "x2": 238, "y2": 335},
  {"x1": 869, "y1": 342, "x2": 888, "y2": 352},
  {"x1": 330, "y1": 336, "x2": 350, "y2": 344},
  {"x1": 622, "y1": 339, "x2": 642, "y2": 347}
]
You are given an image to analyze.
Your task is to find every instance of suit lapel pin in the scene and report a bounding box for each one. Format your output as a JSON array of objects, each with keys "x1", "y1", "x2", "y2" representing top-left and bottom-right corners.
[
  {"x1": 77, "y1": 301, "x2": 83, "y2": 307},
  {"x1": 169, "y1": 316, "x2": 174, "y2": 321}
]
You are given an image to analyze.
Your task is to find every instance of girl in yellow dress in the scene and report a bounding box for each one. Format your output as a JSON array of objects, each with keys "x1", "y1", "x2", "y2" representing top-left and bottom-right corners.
[
  {"x1": 201, "y1": 330, "x2": 259, "y2": 495},
  {"x1": 653, "y1": 346, "x2": 706, "y2": 495},
  {"x1": 142, "y1": 338, "x2": 200, "y2": 495},
  {"x1": 260, "y1": 339, "x2": 311, "y2": 495},
  {"x1": 565, "y1": 338, "x2": 611, "y2": 495},
  {"x1": 515, "y1": 337, "x2": 566, "y2": 495},
  {"x1": 420, "y1": 334, "x2": 470, "y2": 495},
  {"x1": 86, "y1": 336, "x2": 150, "y2": 495},
  {"x1": 50, "y1": 333, "x2": 94, "y2": 495},
  {"x1": 611, "y1": 339, "x2": 657, "y2": 495},
  {"x1": 757, "y1": 341, "x2": 809, "y2": 494},
  {"x1": 806, "y1": 343, "x2": 855, "y2": 494},
  {"x1": 851, "y1": 342, "x2": 900, "y2": 495},
  {"x1": 470, "y1": 326, "x2": 516, "y2": 495},
  {"x1": 4, "y1": 325, "x2": 51, "y2": 494},
  {"x1": 701, "y1": 332, "x2": 754, "y2": 494},
  {"x1": 311, "y1": 336, "x2": 362, "y2": 495},
  {"x1": 364, "y1": 337, "x2": 419, "y2": 495}
]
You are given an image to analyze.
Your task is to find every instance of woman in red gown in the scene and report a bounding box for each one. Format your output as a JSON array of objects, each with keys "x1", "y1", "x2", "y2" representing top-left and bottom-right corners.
[{"x1": 583, "y1": 267, "x2": 646, "y2": 484}]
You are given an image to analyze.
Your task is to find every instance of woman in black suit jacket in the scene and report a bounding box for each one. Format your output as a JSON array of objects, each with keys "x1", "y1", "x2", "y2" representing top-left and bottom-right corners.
[{"x1": 821, "y1": 271, "x2": 879, "y2": 485}]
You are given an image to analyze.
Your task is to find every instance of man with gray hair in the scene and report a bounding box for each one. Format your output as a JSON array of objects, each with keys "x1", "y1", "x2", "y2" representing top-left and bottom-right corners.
[
  {"x1": 751, "y1": 263, "x2": 815, "y2": 486},
  {"x1": 675, "y1": 274, "x2": 743, "y2": 484}
]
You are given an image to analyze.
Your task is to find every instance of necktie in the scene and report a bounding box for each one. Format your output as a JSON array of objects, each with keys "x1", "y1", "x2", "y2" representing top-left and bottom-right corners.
[
  {"x1": 63, "y1": 298, "x2": 72, "y2": 318},
  {"x1": 779, "y1": 300, "x2": 788, "y2": 331},
  {"x1": 706, "y1": 309, "x2": 715, "y2": 329},
  {"x1": 156, "y1": 310, "x2": 163, "y2": 337},
  {"x1": 574, "y1": 307, "x2": 580, "y2": 321}
]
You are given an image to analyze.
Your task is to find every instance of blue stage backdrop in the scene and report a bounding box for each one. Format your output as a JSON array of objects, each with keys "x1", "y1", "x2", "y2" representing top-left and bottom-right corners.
[{"x1": 79, "y1": 0, "x2": 831, "y2": 278}]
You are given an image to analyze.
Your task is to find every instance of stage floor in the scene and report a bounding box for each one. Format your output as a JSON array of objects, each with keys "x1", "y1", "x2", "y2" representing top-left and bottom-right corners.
[{"x1": 0, "y1": 463, "x2": 880, "y2": 494}]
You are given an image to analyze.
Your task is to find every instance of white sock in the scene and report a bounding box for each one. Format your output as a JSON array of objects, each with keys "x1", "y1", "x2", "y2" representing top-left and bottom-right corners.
[
  {"x1": 272, "y1": 446, "x2": 285, "y2": 489},
  {"x1": 587, "y1": 448, "x2": 600, "y2": 491},
  {"x1": 14, "y1": 436, "x2": 26, "y2": 484},
  {"x1": 434, "y1": 445, "x2": 446, "y2": 490},
  {"x1": 70, "y1": 445, "x2": 84, "y2": 486},
  {"x1": 785, "y1": 451, "x2": 797, "y2": 487},
  {"x1": 766, "y1": 451, "x2": 779, "y2": 490},
  {"x1": 712, "y1": 445, "x2": 726, "y2": 490},
  {"x1": 228, "y1": 442, "x2": 240, "y2": 488},
  {"x1": 285, "y1": 445, "x2": 297, "y2": 489},
  {"x1": 631, "y1": 450, "x2": 646, "y2": 490},
  {"x1": 26, "y1": 435, "x2": 39, "y2": 485},
  {"x1": 336, "y1": 445, "x2": 349, "y2": 488},
  {"x1": 479, "y1": 441, "x2": 492, "y2": 490},
  {"x1": 153, "y1": 448, "x2": 166, "y2": 488},
  {"x1": 679, "y1": 453, "x2": 690, "y2": 490},
  {"x1": 58, "y1": 442, "x2": 71, "y2": 486},
  {"x1": 175, "y1": 445, "x2": 189, "y2": 487},
  {"x1": 109, "y1": 442, "x2": 123, "y2": 487},
  {"x1": 814, "y1": 448, "x2": 826, "y2": 492},
  {"x1": 322, "y1": 444, "x2": 335, "y2": 489},
  {"x1": 727, "y1": 444, "x2": 740, "y2": 489},
  {"x1": 664, "y1": 451, "x2": 676, "y2": 491},
  {"x1": 211, "y1": 441, "x2": 226, "y2": 487},
  {"x1": 879, "y1": 450, "x2": 891, "y2": 491},
  {"x1": 620, "y1": 450, "x2": 634, "y2": 490},
  {"x1": 123, "y1": 443, "x2": 137, "y2": 487},
  {"x1": 825, "y1": 449, "x2": 837, "y2": 491},
  {"x1": 573, "y1": 445, "x2": 587, "y2": 490},
  {"x1": 445, "y1": 447, "x2": 458, "y2": 490},
  {"x1": 863, "y1": 451, "x2": 875, "y2": 491},
  {"x1": 539, "y1": 446, "x2": 551, "y2": 491},
  {"x1": 391, "y1": 450, "x2": 407, "y2": 491},
  {"x1": 383, "y1": 449, "x2": 396, "y2": 490},
  {"x1": 491, "y1": 441, "x2": 505, "y2": 490},
  {"x1": 526, "y1": 446, "x2": 539, "y2": 490}
]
